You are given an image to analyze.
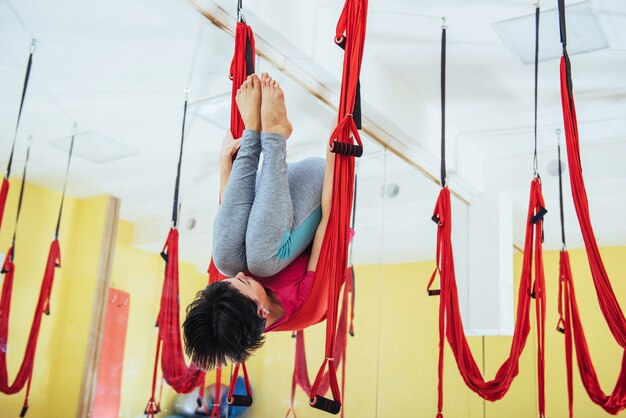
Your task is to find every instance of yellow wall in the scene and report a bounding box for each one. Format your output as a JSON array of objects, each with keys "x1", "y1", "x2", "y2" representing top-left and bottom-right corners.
[
  {"x1": 111, "y1": 220, "x2": 209, "y2": 417},
  {"x1": 0, "y1": 180, "x2": 110, "y2": 418},
  {"x1": 2, "y1": 180, "x2": 625, "y2": 418},
  {"x1": 245, "y1": 247, "x2": 626, "y2": 418}
]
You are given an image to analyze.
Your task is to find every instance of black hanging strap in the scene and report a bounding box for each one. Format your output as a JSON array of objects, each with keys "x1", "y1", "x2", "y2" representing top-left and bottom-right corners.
[
  {"x1": 556, "y1": 129, "x2": 566, "y2": 248},
  {"x1": 171, "y1": 93, "x2": 189, "y2": 228},
  {"x1": 237, "y1": 0, "x2": 245, "y2": 23},
  {"x1": 335, "y1": 38, "x2": 362, "y2": 130},
  {"x1": 440, "y1": 18, "x2": 447, "y2": 187},
  {"x1": 6, "y1": 40, "x2": 36, "y2": 180},
  {"x1": 532, "y1": 5, "x2": 540, "y2": 176},
  {"x1": 11, "y1": 137, "x2": 33, "y2": 260},
  {"x1": 54, "y1": 125, "x2": 77, "y2": 239}
]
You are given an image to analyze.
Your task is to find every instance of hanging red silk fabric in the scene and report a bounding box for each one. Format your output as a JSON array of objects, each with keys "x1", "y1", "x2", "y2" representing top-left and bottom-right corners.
[
  {"x1": 1, "y1": 129, "x2": 75, "y2": 417},
  {"x1": 554, "y1": 12, "x2": 626, "y2": 407},
  {"x1": 430, "y1": 10, "x2": 547, "y2": 418},
  {"x1": 145, "y1": 97, "x2": 205, "y2": 418}
]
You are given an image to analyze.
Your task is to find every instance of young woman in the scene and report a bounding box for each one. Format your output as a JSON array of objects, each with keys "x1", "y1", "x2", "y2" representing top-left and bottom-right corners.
[{"x1": 183, "y1": 73, "x2": 334, "y2": 370}]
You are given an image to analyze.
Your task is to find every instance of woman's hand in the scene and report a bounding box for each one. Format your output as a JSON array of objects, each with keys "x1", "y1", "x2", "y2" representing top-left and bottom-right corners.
[{"x1": 220, "y1": 130, "x2": 240, "y2": 163}]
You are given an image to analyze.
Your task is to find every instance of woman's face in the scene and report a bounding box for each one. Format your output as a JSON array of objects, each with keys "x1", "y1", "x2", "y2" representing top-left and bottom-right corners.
[{"x1": 223, "y1": 273, "x2": 267, "y2": 308}]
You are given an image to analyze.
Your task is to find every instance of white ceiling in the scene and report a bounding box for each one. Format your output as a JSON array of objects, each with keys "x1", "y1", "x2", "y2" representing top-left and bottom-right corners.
[{"x1": 1, "y1": 0, "x2": 625, "y2": 271}]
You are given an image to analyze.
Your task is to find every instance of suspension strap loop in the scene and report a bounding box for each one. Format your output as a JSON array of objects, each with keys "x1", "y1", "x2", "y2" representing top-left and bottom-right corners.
[
  {"x1": 532, "y1": 4, "x2": 540, "y2": 177},
  {"x1": 440, "y1": 18, "x2": 447, "y2": 187},
  {"x1": 10, "y1": 136, "x2": 33, "y2": 260},
  {"x1": 55, "y1": 124, "x2": 77, "y2": 239},
  {"x1": 556, "y1": 129, "x2": 566, "y2": 249},
  {"x1": 6, "y1": 39, "x2": 36, "y2": 180},
  {"x1": 171, "y1": 91, "x2": 189, "y2": 229}
]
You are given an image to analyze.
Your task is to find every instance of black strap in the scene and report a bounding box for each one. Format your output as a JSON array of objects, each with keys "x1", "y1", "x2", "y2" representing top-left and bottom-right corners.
[
  {"x1": 558, "y1": 0, "x2": 567, "y2": 49},
  {"x1": 6, "y1": 40, "x2": 36, "y2": 180},
  {"x1": 245, "y1": 28, "x2": 255, "y2": 76},
  {"x1": 171, "y1": 94, "x2": 189, "y2": 228},
  {"x1": 335, "y1": 38, "x2": 362, "y2": 129},
  {"x1": 557, "y1": 130, "x2": 566, "y2": 248},
  {"x1": 11, "y1": 138, "x2": 33, "y2": 259},
  {"x1": 440, "y1": 20, "x2": 447, "y2": 187},
  {"x1": 237, "y1": 0, "x2": 245, "y2": 23},
  {"x1": 532, "y1": 5, "x2": 540, "y2": 176},
  {"x1": 55, "y1": 127, "x2": 77, "y2": 239}
]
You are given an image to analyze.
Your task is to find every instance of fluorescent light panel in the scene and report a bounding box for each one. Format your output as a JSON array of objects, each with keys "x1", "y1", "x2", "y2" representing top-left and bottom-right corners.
[
  {"x1": 51, "y1": 131, "x2": 138, "y2": 164},
  {"x1": 494, "y1": 3, "x2": 608, "y2": 64}
]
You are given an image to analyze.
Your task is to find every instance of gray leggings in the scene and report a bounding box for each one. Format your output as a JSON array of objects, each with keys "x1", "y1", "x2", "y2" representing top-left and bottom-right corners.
[{"x1": 212, "y1": 130, "x2": 324, "y2": 278}]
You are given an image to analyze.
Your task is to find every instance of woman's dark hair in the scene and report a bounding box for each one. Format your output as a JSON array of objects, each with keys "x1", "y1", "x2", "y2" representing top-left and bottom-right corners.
[{"x1": 183, "y1": 281, "x2": 266, "y2": 370}]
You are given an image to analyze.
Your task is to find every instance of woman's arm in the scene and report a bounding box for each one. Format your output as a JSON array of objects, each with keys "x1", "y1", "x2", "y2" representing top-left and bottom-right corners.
[
  {"x1": 219, "y1": 131, "x2": 241, "y2": 201},
  {"x1": 307, "y1": 146, "x2": 336, "y2": 272}
]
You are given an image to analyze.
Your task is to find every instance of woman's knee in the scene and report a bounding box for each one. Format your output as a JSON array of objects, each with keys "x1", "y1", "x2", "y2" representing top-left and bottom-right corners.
[
  {"x1": 212, "y1": 245, "x2": 246, "y2": 277},
  {"x1": 246, "y1": 251, "x2": 281, "y2": 278}
]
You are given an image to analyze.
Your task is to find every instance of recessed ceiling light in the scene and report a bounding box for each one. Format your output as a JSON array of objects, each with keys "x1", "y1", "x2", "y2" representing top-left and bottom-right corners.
[
  {"x1": 494, "y1": 2, "x2": 609, "y2": 64},
  {"x1": 50, "y1": 131, "x2": 138, "y2": 164},
  {"x1": 189, "y1": 92, "x2": 231, "y2": 130}
]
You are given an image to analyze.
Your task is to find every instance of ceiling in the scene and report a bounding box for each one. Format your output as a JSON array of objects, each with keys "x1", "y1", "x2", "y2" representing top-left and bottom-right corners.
[{"x1": 1, "y1": 0, "x2": 625, "y2": 271}]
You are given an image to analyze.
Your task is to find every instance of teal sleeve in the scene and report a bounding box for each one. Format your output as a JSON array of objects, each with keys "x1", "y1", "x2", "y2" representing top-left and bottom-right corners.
[{"x1": 276, "y1": 207, "x2": 322, "y2": 260}]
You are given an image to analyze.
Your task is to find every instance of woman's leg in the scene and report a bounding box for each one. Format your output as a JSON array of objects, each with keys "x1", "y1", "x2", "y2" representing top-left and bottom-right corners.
[
  {"x1": 245, "y1": 132, "x2": 324, "y2": 277},
  {"x1": 212, "y1": 129, "x2": 261, "y2": 276}
]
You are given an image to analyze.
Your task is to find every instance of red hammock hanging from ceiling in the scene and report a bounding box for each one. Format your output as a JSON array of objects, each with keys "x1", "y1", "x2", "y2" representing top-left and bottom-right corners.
[
  {"x1": 555, "y1": 0, "x2": 626, "y2": 415},
  {"x1": 0, "y1": 130, "x2": 75, "y2": 417},
  {"x1": 430, "y1": 10, "x2": 547, "y2": 418},
  {"x1": 144, "y1": 97, "x2": 205, "y2": 417},
  {"x1": 215, "y1": 0, "x2": 367, "y2": 415},
  {"x1": 204, "y1": 13, "x2": 256, "y2": 418}
]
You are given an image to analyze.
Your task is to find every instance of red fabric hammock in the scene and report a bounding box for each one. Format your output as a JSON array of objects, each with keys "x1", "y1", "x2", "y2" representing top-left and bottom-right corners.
[
  {"x1": 557, "y1": 250, "x2": 626, "y2": 416},
  {"x1": 284, "y1": 267, "x2": 354, "y2": 418},
  {"x1": 555, "y1": 1, "x2": 626, "y2": 415},
  {"x1": 0, "y1": 241, "x2": 61, "y2": 416},
  {"x1": 270, "y1": 2, "x2": 367, "y2": 413},
  {"x1": 558, "y1": 42, "x2": 626, "y2": 350},
  {"x1": 0, "y1": 179, "x2": 9, "y2": 234},
  {"x1": 430, "y1": 179, "x2": 547, "y2": 418},
  {"x1": 206, "y1": 18, "x2": 256, "y2": 418},
  {"x1": 145, "y1": 229, "x2": 205, "y2": 417}
]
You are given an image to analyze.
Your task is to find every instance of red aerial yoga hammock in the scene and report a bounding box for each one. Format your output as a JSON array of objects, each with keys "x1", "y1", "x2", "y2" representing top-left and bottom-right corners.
[
  {"x1": 266, "y1": 0, "x2": 367, "y2": 414},
  {"x1": 203, "y1": 5, "x2": 256, "y2": 417},
  {"x1": 0, "y1": 129, "x2": 76, "y2": 417},
  {"x1": 284, "y1": 174, "x2": 359, "y2": 418},
  {"x1": 0, "y1": 40, "x2": 35, "y2": 236},
  {"x1": 555, "y1": 0, "x2": 626, "y2": 415},
  {"x1": 429, "y1": 11, "x2": 547, "y2": 418},
  {"x1": 213, "y1": 0, "x2": 367, "y2": 415},
  {"x1": 144, "y1": 96, "x2": 206, "y2": 417}
]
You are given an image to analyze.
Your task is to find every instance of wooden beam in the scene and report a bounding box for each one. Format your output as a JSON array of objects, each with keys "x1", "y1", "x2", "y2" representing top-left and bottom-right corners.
[
  {"x1": 186, "y1": 0, "x2": 470, "y2": 205},
  {"x1": 76, "y1": 197, "x2": 121, "y2": 418}
]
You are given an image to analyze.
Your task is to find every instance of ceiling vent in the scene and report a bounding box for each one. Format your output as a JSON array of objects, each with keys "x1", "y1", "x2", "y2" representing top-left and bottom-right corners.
[
  {"x1": 188, "y1": 92, "x2": 231, "y2": 130},
  {"x1": 494, "y1": 2, "x2": 608, "y2": 64},
  {"x1": 51, "y1": 131, "x2": 138, "y2": 164}
]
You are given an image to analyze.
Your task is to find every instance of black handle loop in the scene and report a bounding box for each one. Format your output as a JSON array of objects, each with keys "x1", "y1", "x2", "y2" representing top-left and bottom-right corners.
[
  {"x1": 171, "y1": 92, "x2": 189, "y2": 228},
  {"x1": 227, "y1": 394, "x2": 253, "y2": 407},
  {"x1": 530, "y1": 207, "x2": 548, "y2": 225},
  {"x1": 6, "y1": 39, "x2": 36, "y2": 180},
  {"x1": 310, "y1": 395, "x2": 341, "y2": 415},
  {"x1": 330, "y1": 141, "x2": 363, "y2": 157},
  {"x1": 428, "y1": 289, "x2": 441, "y2": 296}
]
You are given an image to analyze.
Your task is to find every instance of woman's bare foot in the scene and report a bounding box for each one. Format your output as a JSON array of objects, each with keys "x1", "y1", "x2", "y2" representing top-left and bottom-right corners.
[
  {"x1": 261, "y1": 75, "x2": 292, "y2": 139},
  {"x1": 235, "y1": 74, "x2": 261, "y2": 132}
]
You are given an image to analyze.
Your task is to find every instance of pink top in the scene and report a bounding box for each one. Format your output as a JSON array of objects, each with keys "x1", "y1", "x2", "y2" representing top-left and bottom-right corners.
[{"x1": 251, "y1": 252, "x2": 315, "y2": 332}]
